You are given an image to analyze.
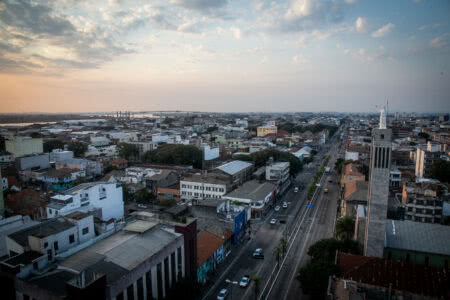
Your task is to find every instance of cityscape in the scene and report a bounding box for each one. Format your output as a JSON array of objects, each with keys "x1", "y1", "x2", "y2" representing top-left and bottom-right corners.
[{"x1": 1, "y1": 1, "x2": 450, "y2": 300}]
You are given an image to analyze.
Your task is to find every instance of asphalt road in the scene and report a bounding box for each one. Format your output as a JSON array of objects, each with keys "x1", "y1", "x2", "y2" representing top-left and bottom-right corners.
[{"x1": 203, "y1": 129, "x2": 343, "y2": 300}]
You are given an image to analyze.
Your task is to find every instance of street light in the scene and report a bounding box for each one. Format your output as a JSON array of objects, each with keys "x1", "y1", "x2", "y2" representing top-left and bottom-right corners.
[{"x1": 225, "y1": 279, "x2": 239, "y2": 300}]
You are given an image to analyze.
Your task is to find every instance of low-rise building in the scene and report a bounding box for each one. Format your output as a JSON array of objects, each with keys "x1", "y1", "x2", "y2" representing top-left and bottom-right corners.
[
  {"x1": 15, "y1": 153, "x2": 50, "y2": 171},
  {"x1": 47, "y1": 182, "x2": 124, "y2": 221},
  {"x1": 56, "y1": 158, "x2": 102, "y2": 177},
  {"x1": 214, "y1": 160, "x2": 253, "y2": 188},
  {"x1": 5, "y1": 136, "x2": 43, "y2": 158},
  {"x1": 49, "y1": 149, "x2": 74, "y2": 163},
  {"x1": 223, "y1": 180, "x2": 277, "y2": 219},
  {"x1": 402, "y1": 181, "x2": 445, "y2": 224},
  {"x1": 40, "y1": 168, "x2": 84, "y2": 191},
  {"x1": 257, "y1": 125, "x2": 277, "y2": 137},
  {"x1": 181, "y1": 173, "x2": 230, "y2": 201},
  {"x1": 5, "y1": 189, "x2": 47, "y2": 220},
  {"x1": 415, "y1": 142, "x2": 441, "y2": 178}
]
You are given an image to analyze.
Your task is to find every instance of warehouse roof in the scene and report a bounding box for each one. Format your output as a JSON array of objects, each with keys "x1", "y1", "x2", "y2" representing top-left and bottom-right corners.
[{"x1": 216, "y1": 160, "x2": 253, "y2": 175}]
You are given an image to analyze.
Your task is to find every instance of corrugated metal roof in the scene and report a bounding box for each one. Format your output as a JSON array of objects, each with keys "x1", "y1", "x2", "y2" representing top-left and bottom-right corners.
[
  {"x1": 385, "y1": 220, "x2": 450, "y2": 256},
  {"x1": 216, "y1": 160, "x2": 252, "y2": 175}
]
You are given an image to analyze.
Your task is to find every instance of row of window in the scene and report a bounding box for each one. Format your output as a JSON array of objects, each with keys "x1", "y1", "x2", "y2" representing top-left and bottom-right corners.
[
  {"x1": 407, "y1": 207, "x2": 442, "y2": 214},
  {"x1": 116, "y1": 247, "x2": 183, "y2": 300},
  {"x1": 181, "y1": 184, "x2": 225, "y2": 192},
  {"x1": 405, "y1": 215, "x2": 441, "y2": 223},
  {"x1": 181, "y1": 191, "x2": 222, "y2": 199}
]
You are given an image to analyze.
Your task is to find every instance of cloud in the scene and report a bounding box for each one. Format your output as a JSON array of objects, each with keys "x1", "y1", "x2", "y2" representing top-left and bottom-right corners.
[
  {"x1": 285, "y1": 0, "x2": 315, "y2": 20},
  {"x1": 371, "y1": 23, "x2": 394, "y2": 38},
  {"x1": 292, "y1": 54, "x2": 308, "y2": 64},
  {"x1": 349, "y1": 46, "x2": 392, "y2": 62},
  {"x1": 230, "y1": 27, "x2": 242, "y2": 40},
  {"x1": 430, "y1": 34, "x2": 448, "y2": 48},
  {"x1": 345, "y1": 0, "x2": 358, "y2": 4},
  {"x1": 171, "y1": 0, "x2": 228, "y2": 14},
  {"x1": 355, "y1": 17, "x2": 368, "y2": 33}
]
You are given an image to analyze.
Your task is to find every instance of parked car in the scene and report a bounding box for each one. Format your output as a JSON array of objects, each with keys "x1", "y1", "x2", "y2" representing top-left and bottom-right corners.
[
  {"x1": 323, "y1": 188, "x2": 329, "y2": 193},
  {"x1": 240, "y1": 275, "x2": 251, "y2": 287},
  {"x1": 274, "y1": 206, "x2": 280, "y2": 211},
  {"x1": 137, "y1": 204, "x2": 147, "y2": 208},
  {"x1": 252, "y1": 248, "x2": 264, "y2": 259},
  {"x1": 270, "y1": 218, "x2": 277, "y2": 225},
  {"x1": 282, "y1": 202, "x2": 288, "y2": 208},
  {"x1": 217, "y1": 288, "x2": 229, "y2": 300},
  {"x1": 294, "y1": 187, "x2": 299, "y2": 193}
]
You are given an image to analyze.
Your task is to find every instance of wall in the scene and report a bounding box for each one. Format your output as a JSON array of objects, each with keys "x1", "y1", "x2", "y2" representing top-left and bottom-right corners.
[
  {"x1": 5, "y1": 137, "x2": 43, "y2": 158},
  {"x1": 16, "y1": 154, "x2": 50, "y2": 171},
  {"x1": 384, "y1": 247, "x2": 450, "y2": 268}
]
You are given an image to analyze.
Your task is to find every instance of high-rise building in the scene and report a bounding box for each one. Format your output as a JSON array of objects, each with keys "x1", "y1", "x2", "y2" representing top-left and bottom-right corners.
[
  {"x1": 0, "y1": 168, "x2": 3, "y2": 217},
  {"x1": 364, "y1": 107, "x2": 392, "y2": 257}
]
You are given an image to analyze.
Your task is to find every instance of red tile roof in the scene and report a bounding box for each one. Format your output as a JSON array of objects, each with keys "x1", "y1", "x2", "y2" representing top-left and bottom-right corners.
[
  {"x1": 197, "y1": 230, "x2": 225, "y2": 267},
  {"x1": 337, "y1": 253, "x2": 450, "y2": 299}
]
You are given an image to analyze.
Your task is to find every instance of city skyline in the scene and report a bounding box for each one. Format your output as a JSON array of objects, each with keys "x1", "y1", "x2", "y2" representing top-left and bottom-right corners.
[{"x1": 1, "y1": 0, "x2": 449, "y2": 113}]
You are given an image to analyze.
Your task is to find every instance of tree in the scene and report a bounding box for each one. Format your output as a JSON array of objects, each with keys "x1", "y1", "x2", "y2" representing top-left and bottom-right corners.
[
  {"x1": 280, "y1": 237, "x2": 288, "y2": 257},
  {"x1": 68, "y1": 141, "x2": 87, "y2": 157},
  {"x1": 234, "y1": 149, "x2": 303, "y2": 176},
  {"x1": 118, "y1": 143, "x2": 139, "y2": 161},
  {"x1": 122, "y1": 185, "x2": 132, "y2": 203},
  {"x1": 297, "y1": 261, "x2": 339, "y2": 298},
  {"x1": 44, "y1": 139, "x2": 65, "y2": 153},
  {"x1": 430, "y1": 160, "x2": 450, "y2": 183},
  {"x1": 334, "y1": 158, "x2": 344, "y2": 174},
  {"x1": 251, "y1": 276, "x2": 261, "y2": 300},
  {"x1": 136, "y1": 188, "x2": 149, "y2": 203},
  {"x1": 160, "y1": 198, "x2": 177, "y2": 207},
  {"x1": 307, "y1": 238, "x2": 361, "y2": 263},
  {"x1": 335, "y1": 216, "x2": 355, "y2": 240},
  {"x1": 143, "y1": 144, "x2": 203, "y2": 169},
  {"x1": 273, "y1": 245, "x2": 283, "y2": 265}
]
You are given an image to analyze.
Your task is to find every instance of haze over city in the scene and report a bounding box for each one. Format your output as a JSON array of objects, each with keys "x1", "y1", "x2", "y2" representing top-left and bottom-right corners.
[{"x1": 1, "y1": 0, "x2": 449, "y2": 113}]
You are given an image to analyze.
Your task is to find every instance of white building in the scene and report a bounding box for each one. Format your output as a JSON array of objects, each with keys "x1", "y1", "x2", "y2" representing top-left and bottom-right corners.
[
  {"x1": 203, "y1": 145, "x2": 219, "y2": 161},
  {"x1": 85, "y1": 144, "x2": 117, "y2": 157},
  {"x1": 5, "y1": 136, "x2": 43, "y2": 158},
  {"x1": 49, "y1": 149, "x2": 74, "y2": 163},
  {"x1": 345, "y1": 151, "x2": 359, "y2": 161},
  {"x1": 180, "y1": 174, "x2": 230, "y2": 201},
  {"x1": 47, "y1": 182, "x2": 124, "y2": 221},
  {"x1": 266, "y1": 161, "x2": 290, "y2": 183},
  {"x1": 90, "y1": 136, "x2": 111, "y2": 147}
]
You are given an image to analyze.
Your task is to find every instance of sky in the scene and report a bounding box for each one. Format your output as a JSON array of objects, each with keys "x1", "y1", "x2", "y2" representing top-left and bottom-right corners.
[{"x1": 0, "y1": 0, "x2": 449, "y2": 113}]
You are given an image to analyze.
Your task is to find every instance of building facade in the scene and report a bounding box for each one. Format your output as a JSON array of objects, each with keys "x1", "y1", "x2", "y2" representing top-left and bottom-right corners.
[
  {"x1": 180, "y1": 174, "x2": 230, "y2": 201},
  {"x1": 5, "y1": 136, "x2": 43, "y2": 158}
]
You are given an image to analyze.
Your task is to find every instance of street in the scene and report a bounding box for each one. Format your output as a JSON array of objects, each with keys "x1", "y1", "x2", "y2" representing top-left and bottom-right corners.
[{"x1": 203, "y1": 128, "x2": 343, "y2": 300}]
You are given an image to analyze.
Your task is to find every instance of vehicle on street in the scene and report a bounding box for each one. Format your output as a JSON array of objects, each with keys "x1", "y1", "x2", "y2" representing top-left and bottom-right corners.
[
  {"x1": 279, "y1": 218, "x2": 286, "y2": 224},
  {"x1": 324, "y1": 188, "x2": 328, "y2": 193},
  {"x1": 274, "y1": 205, "x2": 280, "y2": 211},
  {"x1": 240, "y1": 275, "x2": 251, "y2": 287},
  {"x1": 270, "y1": 218, "x2": 277, "y2": 225},
  {"x1": 282, "y1": 202, "x2": 288, "y2": 208},
  {"x1": 137, "y1": 204, "x2": 147, "y2": 208},
  {"x1": 294, "y1": 187, "x2": 299, "y2": 193},
  {"x1": 252, "y1": 248, "x2": 264, "y2": 259},
  {"x1": 217, "y1": 288, "x2": 229, "y2": 300}
]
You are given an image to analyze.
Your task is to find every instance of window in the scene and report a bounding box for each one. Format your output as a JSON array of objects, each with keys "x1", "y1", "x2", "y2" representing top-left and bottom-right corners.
[
  {"x1": 424, "y1": 256, "x2": 429, "y2": 266},
  {"x1": 54, "y1": 241, "x2": 59, "y2": 251},
  {"x1": 146, "y1": 270, "x2": 152, "y2": 299},
  {"x1": 137, "y1": 277, "x2": 144, "y2": 300},
  {"x1": 49, "y1": 209, "x2": 52, "y2": 214},
  {"x1": 164, "y1": 257, "x2": 170, "y2": 290},
  {"x1": 171, "y1": 252, "x2": 176, "y2": 284},
  {"x1": 380, "y1": 134, "x2": 384, "y2": 139},
  {"x1": 33, "y1": 261, "x2": 38, "y2": 270},
  {"x1": 157, "y1": 263, "x2": 163, "y2": 300},
  {"x1": 44, "y1": 242, "x2": 48, "y2": 248},
  {"x1": 69, "y1": 234, "x2": 75, "y2": 244},
  {"x1": 127, "y1": 284, "x2": 134, "y2": 300},
  {"x1": 82, "y1": 227, "x2": 89, "y2": 235},
  {"x1": 177, "y1": 247, "x2": 182, "y2": 280}
]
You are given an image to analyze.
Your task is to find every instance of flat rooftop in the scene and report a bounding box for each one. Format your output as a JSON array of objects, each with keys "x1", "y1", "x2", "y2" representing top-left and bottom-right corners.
[
  {"x1": 216, "y1": 160, "x2": 253, "y2": 175},
  {"x1": 224, "y1": 180, "x2": 277, "y2": 201}
]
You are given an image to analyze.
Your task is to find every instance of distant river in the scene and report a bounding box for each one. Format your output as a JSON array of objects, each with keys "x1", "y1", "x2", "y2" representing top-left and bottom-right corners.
[{"x1": 0, "y1": 122, "x2": 56, "y2": 127}]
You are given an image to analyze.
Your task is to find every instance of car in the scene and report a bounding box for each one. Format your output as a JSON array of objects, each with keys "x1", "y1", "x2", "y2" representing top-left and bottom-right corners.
[
  {"x1": 270, "y1": 218, "x2": 277, "y2": 225},
  {"x1": 252, "y1": 248, "x2": 264, "y2": 259},
  {"x1": 282, "y1": 202, "x2": 288, "y2": 208},
  {"x1": 217, "y1": 288, "x2": 229, "y2": 300},
  {"x1": 137, "y1": 204, "x2": 147, "y2": 208},
  {"x1": 294, "y1": 187, "x2": 299, "y2": 193},
  {"x1": 323, "y1": 188, "x2": 329, "y2": 193},
  {"x1": 239, "y1": 275, "x2": 251, "y2": 287},
  {"x1": 274, "y1": 206, "x2": 280, "y2": 211}
]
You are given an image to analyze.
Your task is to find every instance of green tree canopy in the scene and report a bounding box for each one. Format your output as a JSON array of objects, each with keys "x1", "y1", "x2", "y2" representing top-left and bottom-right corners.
[
  {"x1": 143, "y1": 144, "x2": 203, "y2": 169},
  {"x1": 118, "y1": 143, "x2": 139, "y2": 161},
  {"x1": 307, "y1": 238, "x2": 361, "y2": 263},
  {"x1": 44, "y1": 139, "x2": 65, "y2": 153},
  {"x1": 234, "y1": 149, "x2": 302, "y2": 176},
  {"x1": 297, "y1": 261, "x2": 339, "y2": 298},
  {"x1": 67, "y1": 141, "x2": 88, "y2": 157},
  {"x1": 136, "y1": 188, "x2": 149, "y2": 203},
  {"x1": 335, "y1": 216, "x2": 355, "y2": 240}
]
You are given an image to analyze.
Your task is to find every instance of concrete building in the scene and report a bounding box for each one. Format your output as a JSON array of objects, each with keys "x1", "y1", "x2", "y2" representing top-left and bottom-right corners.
[
  {"x1": 402, "y1": 181, "x2": 445, "y2": 224},
  {"x1": 5, "y1": 136, "x2": 43, "y2": 158},
  {"x1": 0, "y1": 152, "x2": 14, "y2": 167},
  {"x1": 415, "y1": 142, "x2": 441, "y2": 178},
  {"x1": 56, "y1": 158, "x2": 102, "y2": 177},
  {"x1": 266, "y1": 160, "x2": 291, "y2": 194},
  {"x1": 214, "y1": 160, "x2": 253, "y2": 188},
  {"x1": 364, "y1": 108, "x2": 392, "y2": 258},
  {"x1": 49, "y1": 149, "x2": 74, "y2": 163},
  {"x1": 40, "y1": 168, "x2": 84, "y2": 191},
  {"x1": 389, "y1": 167, "x2": 401, "y2": 188},
  {"x1": 15, "y1": 153, "x2": 50, "y2": 171},
  {"x1": 223, "y1": 180, "x2": 277, "y2": 219},
  {"x1": 180, "y1": 173, "x2": 230, "y2": 201},
  {"x1": 0, "y1": 215, "x2": 39, "y2": 257},
  {"x1": 203, "y1": 145, "x2": 219, "y2": 161},
  {"x1": 0, "y1": 168, "x2": 3, "y2": 217},
  {"x1": 3, "y1": 219, "x2": 185, "y2": 300},
  {"x1": 47, "y1": 182, "x2": 124, "y2": 221},
  {"x1": 128, "y1": 141, "x2": 155, "y2": 158},
  {"x1": 257, "y1": 125, "x2": 277, "y2": 137}
]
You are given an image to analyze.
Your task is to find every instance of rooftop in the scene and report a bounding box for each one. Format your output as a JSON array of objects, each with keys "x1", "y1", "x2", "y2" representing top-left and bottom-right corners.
[
  {"x1": 224, "y1": 180, "x2": 277, "y2": 201},
  {"x1": 197, "y1": 230, "x2": 225, "y2": 266},
  {"x1": 9, "y1": 218, "x2": 74, "y2": 246},
  {"x1": 216, "y1": 160, "x2": 253, "y2": 175},
  {"x1": 385, "y1": 220, "x2": 450, "y2": 256}
]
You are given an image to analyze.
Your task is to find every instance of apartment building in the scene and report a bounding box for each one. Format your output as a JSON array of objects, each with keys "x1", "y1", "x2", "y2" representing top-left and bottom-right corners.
[
  {"x1": 5, "y1": 136, "x2": 43, "y2": 158},
  {"x1": 47, "y1": 182, "x2": 124, "y2": 221},
  {"x1": 56, "y1": 158, "x2": 103, "y2": 177},
  {"x1": 214, "y1": 160, "x2": 253, "y2": 188},
  {"x1": 180, "y1": 173, "x2": 230, "y2": 201},
  {"x1": 49, "y1": 149, "x2": 74, "y2": 163},
  {"x1": 415, "y1": 142, "x2": 441, "y2": 178},
  {"x1": 266, "y1": 161, "x2": 289, "y2": 182},
  {"x1": 15, "y1": 153, "x2": 50, "y2": 171},
  {"x1": 402, "y1": 181, "x2": 445, "y2": 224},
  {"x1": 257, "y1": 125, "x2": 277, "y2": 137}
]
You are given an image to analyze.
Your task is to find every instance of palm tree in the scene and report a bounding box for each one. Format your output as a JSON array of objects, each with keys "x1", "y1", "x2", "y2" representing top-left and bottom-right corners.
[
  {"x1": 335, "y1": 216, "x2": 355, "y2": 240},
  {"x1": 273, "y1": 245, "x2": 283, "y2": 266},
  {"x1": 280, "y1": 237, "x2": 288, "y2": 257},
  {"x1": 252, "y1": 276, "x2": 261, "y2": 300}
]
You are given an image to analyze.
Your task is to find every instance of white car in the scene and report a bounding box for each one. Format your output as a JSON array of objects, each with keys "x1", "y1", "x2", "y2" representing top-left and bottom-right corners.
[
  {"x1": 239, "y1": 275, "x2": 251, "y2": 287},
  {"x1": 137, "y1": 204, "x2": 147, "y2": 208},
  {"x1": 274, "y1": 206, "x2": 280, "y2": 212},
  {"x1": 294, "y1": 187, "x2": 299, "y2": 193},
  {"x1": 282, "y1": 202, "x2": 288, "y2": 208},
  {"x1": 217, "y1": 288, "x2": 229, "y2": 300},
  {"x1": 270, "y1": 218, "x2": 277, "y2": 225}
]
